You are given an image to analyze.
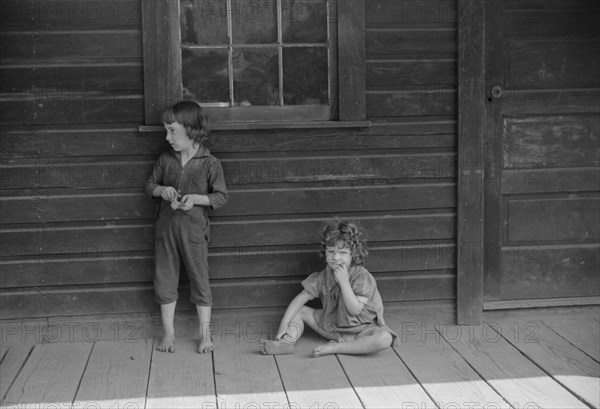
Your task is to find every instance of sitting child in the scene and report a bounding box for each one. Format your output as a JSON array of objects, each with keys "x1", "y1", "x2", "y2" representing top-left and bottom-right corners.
[{"x1": 260, "y1": 221, "x2": 398, "y2": 357}]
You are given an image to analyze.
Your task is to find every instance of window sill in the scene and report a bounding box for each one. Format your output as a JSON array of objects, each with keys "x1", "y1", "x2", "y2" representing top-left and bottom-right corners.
[{"x1": 139, "y1": 120, "x2": 372, "y2": 132}]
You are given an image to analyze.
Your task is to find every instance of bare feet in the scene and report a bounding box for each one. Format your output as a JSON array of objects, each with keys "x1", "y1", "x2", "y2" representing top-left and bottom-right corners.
[
  {"x1": 312, "y1": 341, "x2": 338, "y2": 358},
  {"x1": 198, "y1": 337, "x2": 214, "y2": 354},
  {"x1": 260, "y1": 338, "x2": 295, "y2": 355},
  {"x1": 156, "y1": 334, "x2": 176, "y2": 353}
]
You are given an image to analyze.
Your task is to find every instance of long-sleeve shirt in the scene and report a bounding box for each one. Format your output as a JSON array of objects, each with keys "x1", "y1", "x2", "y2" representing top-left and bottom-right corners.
[{"x1": 145, "y1": 145, "x2": 228, "y2": 237}]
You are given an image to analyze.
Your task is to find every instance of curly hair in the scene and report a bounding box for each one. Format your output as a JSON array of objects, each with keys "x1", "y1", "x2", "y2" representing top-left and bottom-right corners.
[
  {"x1": 319, "y1": 221, "x2": 368, "y2": 265},
  {"x1": 161, "y1": 100, "x2": 209, "y2": 145}
]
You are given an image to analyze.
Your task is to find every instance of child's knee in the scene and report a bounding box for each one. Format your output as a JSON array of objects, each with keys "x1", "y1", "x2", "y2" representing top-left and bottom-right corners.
[{"x1": 373, "y1": 329, "x2": 394, "y2": 350}]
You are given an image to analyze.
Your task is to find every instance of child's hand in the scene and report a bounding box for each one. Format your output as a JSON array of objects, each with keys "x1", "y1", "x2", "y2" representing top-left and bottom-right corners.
[
  {"x1": 332, "y1": 263, "x2": 350, "y2": 284},
  {"x1": 178, "y1": 195, "x2": 195, "y2": 211},
  {"x1": 160, "y1": 186, "x2": 179, "y2": 202}
]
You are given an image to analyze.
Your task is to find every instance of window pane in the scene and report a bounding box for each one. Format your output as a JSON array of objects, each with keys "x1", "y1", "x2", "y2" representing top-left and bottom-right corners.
[
  {"x1": 232, "y1": 0, "x2": 277, "y2": 44},
  {"x1": 182, "y1": 48, "x2": 229, "y2": 103},
  {"x1": 180, "y1": 0, "x2": 228, "y2": 45},
  {"x1": 233, "y1": 48, "x2": 279, "y2": 106},
  {"x1": 283, "y1": 47, "x2": 328, "y2": 105},
  {"x1": 282, "y1": 0, "x2": 328, "y2": 43}
]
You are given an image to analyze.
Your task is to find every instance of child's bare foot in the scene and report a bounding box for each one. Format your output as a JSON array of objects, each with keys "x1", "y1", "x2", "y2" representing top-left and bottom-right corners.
[
  {"x1": 198, "y1": 337, "x2": 214, "y2": 354},
  {"x1": 259, "y1": 338, "x2": 295, "y2": 355},
  {"x1": 156, "y1": 334, "x2": 176, "y2": 353},
  {"x1": 312, "y1": 341, "x2": 338, "y2": 358}
]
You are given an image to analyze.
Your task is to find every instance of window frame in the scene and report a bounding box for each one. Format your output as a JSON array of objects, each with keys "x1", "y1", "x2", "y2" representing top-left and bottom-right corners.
[{"x1": 141, "y1": 0, "x2": 367, "y2": 129}]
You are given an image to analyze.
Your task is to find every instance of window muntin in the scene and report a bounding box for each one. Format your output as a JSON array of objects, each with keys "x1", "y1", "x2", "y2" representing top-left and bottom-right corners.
[{"x1": 178, "y1": 0, "x2": 336, "y2": 120}]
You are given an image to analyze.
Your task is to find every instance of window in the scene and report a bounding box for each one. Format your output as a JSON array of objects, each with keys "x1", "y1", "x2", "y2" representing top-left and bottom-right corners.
[{"x1": 142, "y1": 0, "x2": 366, "y2": 128}]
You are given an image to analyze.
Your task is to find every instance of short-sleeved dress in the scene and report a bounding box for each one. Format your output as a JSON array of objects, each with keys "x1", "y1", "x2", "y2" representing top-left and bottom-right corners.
[{"x1": 302, "y1": 264, "x2": 398, "y2": 345}]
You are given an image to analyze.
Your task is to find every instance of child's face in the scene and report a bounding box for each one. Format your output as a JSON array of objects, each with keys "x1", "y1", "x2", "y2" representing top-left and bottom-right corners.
[
  {"x1": 325, "y1": 242, "x2": 353, "y2": 270},
  {"x1": 164, "y1": 121, "x2": 194, "y2": 152}
]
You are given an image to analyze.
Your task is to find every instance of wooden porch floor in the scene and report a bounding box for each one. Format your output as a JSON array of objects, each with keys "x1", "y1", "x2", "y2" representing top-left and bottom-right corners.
[{"x1": 1, "y1": 308, "x2": 599, "y2": 409}]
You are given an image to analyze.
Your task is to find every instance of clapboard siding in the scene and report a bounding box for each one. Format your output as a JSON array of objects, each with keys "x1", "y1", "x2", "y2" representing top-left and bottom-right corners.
[
  {"x1": 0, "y1": 123, "x2": 456, "y2": 159},
  {"x1": 1, "y1": 153, "x2": 456, "y2": 190},
  {"x1": 0, "y1": 0, "x2": 460, "y2": 319}
]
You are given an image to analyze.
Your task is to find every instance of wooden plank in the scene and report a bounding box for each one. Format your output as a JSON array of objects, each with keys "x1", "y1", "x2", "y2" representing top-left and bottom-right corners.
[
  {"x1": 338, "y1": 0, "x2": 366, "y2": 121},
  {"x1": 508, "y1": 40, "x2": 600, "y2": 89},
  {"x1": 501, "y1": 320, "x2": 600, "y2": 408},
  {"x1": 0, "y1": 191, "x2": 156, "y2": 224},
  {"x1": 337, "y1": 348, "x2": 436, "y2": 408},
  {"x1": 141, "y1": 0, "x2": 181, "y2": 125},
  {"x1": 74, "y1": 339, "x2": 153, "y2": 409},
  {"x1": 395, "y1": 327, "x2": 510, "y2": 408},
  {"x1": 0, "y1": 97, "x2": 144, "y2": 126},
  {"x1": 0, "y1": 244, "x2": 455, "y2": 288},
  {"x1": 542, "y1": 318, "x2": 600, "y2": 361},
  {"x1": 0, "y1": 344, "x2": 33, "y2": 401},
  {"x1": 213, "y1": 332, "x2": 288, "y2": 408},
  {"x1": 2, "y1": 342, "x2": 92, "y2": 407},
  {"x1": 0, "y1": 122, "x2": 456, "y2": 159},
  {"x1": 443, "y1": 323, "x2": 588, "y2": 408},
  {"x1": 0, "y1": 212, "x2": 454, "y2": 258},
  {"x1": 501, "y1": 90, "x2": 600, "y2": 116},
  {"x1": 0, "y1": 223, "x2": 154, "y2": 259},
  {"x1": 457, "y1": 0, "x2": 486, "y2": 324},
  {"x1": 506, "y1": 197, "x2": 599, "y2": 242},
  {"x1": 0, "y1": 126, "x2": 165, "y2": 159},
  {"x1": 0, "y1": 65, "x2": 143, "y2": 99},
  {"x1": 0, "y1": 152, "x2": 456, "y2": 190},
  {"x1": 502, "y1": 167, "x2": 600, "y2": 194},
  {"x1": 366, "y1": 89, "x2": 456, "y2": 117},
  {"x1": 0, "y1": 273, "x2": 455, "y2": 319},
  {"x1": 0, "y1": 183, "x2": 455, "y2": 223},
  {"x1": 366, "y1": 28, "x2": 457, "y2": 57},
  {"x1": 0, "y1": 0, "x2": 141, "y2": 30},
  {"x1": 275, "y1": 334, "x2": 363, "y2": 408},
  {"x1": 146, "y1": 337, "x2": 216, "y2": 409},
  {"x1": 367, "y1": 59, "x2": 457, "y2": 90},
  {"x1": 501, "y1": 244, "x2": 600, "y2": 299},
  {"x1": 499, "y1": 7, "x2": 600, "y2": 36},
  {"x1": 366, "y1": 0, "x2": 457, "y2": 26},
  {"x1": 0, "y1": 31, "x2": 142, "y2": 62},
  {"x1": 502, "y1": 115, "x2": 600, "y2": 169}
]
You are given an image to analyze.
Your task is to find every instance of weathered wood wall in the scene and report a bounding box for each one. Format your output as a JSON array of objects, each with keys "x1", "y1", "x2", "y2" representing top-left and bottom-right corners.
[{"x1": 0, "y1": 0, "x2": 458, "y2": 319}]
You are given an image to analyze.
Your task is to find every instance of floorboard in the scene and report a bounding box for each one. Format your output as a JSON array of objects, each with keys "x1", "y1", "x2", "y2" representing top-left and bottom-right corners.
[
  {"x1": 395, "y1": 327, "x2": 510, "y2": 408},
  {"x1": 213, "y1": 333, "x2": 288, "y2": 408},
  {"x1": 443, "y1": 323, "x2": 589, "y2": 409},
  {"x1": 275, "y1": 333, "x2": 364, "y2": 408},
  {"x1": 0, "y1": 344, "x2": 33, "y2": 402},
  {"x1": 146, "y1": 337, "x2": 216, "y2": 409},
  {"x1": 338, "y1": 347, "x2": 436, "y2": 409},
  {"x1": 501, "y1": 320, "x2": 600, "y2": 408},
  {"x1": 542, "y1": 318, "x2": 600, "y2": 361},
  {"x1": 73, "y1": 339, "x2": 153, "y2": 409},
  {"x1": 2, "y1": 342, "x2": 92, "y2": 408}
]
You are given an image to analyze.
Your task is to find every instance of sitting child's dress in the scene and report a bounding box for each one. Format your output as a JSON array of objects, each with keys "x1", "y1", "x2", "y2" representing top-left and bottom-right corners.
[{"x1": 302, "y1": 264, "x2": 399, "y2": 345}]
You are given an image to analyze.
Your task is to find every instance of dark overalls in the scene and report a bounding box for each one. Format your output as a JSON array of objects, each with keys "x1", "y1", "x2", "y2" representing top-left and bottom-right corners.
[{"x1": 146, "y1": 146, "x2": 228, "y2": 306}]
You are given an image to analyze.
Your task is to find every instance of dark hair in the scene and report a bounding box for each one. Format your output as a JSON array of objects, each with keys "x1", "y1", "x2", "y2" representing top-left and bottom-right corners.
[
  {"x1": 161, "y1": 100, "x2": 209, "y2": 144},
  {"x1": 319, "y1": 221, "x2": 368, "y2": 265}
]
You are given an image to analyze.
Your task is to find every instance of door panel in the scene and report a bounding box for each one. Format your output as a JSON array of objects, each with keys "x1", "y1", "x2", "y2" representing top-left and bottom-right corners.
[{"x1": 483, "y1": 0, "x2": 600, "y2": 303}]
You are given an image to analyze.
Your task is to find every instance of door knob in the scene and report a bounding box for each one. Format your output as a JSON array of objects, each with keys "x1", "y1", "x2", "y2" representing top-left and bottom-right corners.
[{"x1": 490, "y1": 85, "x2": 503, "y2": 99}]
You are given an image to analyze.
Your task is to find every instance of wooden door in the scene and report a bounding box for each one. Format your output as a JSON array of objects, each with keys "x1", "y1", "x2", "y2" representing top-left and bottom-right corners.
[{"x1": 482, "y1": 0, "x2": 600, "y2": 308}]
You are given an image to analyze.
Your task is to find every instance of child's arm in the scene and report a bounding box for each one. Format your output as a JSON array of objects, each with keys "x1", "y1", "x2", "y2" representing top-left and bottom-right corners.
[
  {"x1": 275, "y1": 290, "x2": 313, "y2": 340},
  {"x1": 333, "y1": 266, "x2": 366, "y2": 316}
]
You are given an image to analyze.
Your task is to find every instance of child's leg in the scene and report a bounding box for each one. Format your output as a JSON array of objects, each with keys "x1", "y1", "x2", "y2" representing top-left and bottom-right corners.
[
  {"x1": 157, "y1": 301, "x2": 177, "y2": 353},
  {"x1": 260, "y1": 306, "x2": 313, "y2": 355},
  {"x1": 312, "y1": 327, "x2": 393, "y2": 357},
  {"x1": 197, "y1": 305, "x2": 213, "y2": 354}
]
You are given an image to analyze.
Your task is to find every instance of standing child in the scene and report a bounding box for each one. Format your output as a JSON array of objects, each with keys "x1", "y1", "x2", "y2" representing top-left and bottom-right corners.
[
  {"x1": 260, "y1": 221, "x2": 397, "y2": 357},
  {"x1": 146, "y1": 101, "x2": 228, "y2": 354}
]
